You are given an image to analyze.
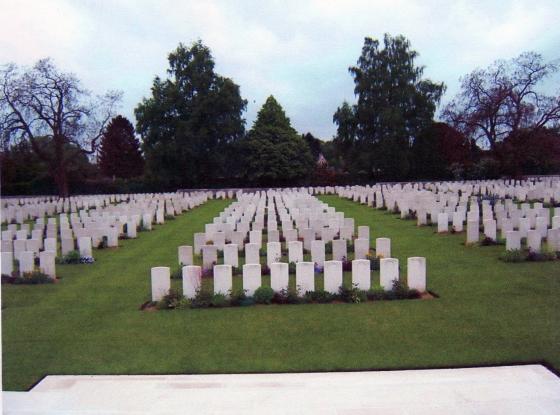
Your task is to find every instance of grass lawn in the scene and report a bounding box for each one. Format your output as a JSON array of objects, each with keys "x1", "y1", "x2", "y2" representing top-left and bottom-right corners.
[{"x1": 2, "y1": 196, "x2": 559, "y2": 391}]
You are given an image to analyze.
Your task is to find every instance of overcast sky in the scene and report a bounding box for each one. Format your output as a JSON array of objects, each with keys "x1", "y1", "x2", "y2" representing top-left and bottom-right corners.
[{"x1": 1, "y1": 0, "x2": 559, "y2": 139}]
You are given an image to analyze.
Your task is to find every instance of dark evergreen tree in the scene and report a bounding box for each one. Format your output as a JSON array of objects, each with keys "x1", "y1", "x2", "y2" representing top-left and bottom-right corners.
[
  {"x1": 242, "y1": 96, "x2": 313, "y2": 186},
  {"x1": 98, "y1": 115, "x2": 144, "y2": 178}
]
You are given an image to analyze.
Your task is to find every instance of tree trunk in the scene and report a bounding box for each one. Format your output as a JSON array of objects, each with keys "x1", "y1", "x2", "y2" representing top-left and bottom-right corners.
[{"x1": 53, "y1": 166, "x2": 69, "y2": 197}]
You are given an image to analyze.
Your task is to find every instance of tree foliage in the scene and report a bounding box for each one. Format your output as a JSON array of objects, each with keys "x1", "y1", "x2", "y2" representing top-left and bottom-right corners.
[
  {"x1": 135, "y1": 41, "x2": 247, "y2": 189},
  {"x1": 242, "y1": 96, "x2": 313, "y2": 186},
  {"x1": 442, "y1": 52, "x2": 560, "y2": 150},
  {"x1": 333, "y1": 34, "x2": 445, "y2": 181},
  {"x1": 98, "y1": 115, "x2": 144, "y2": 179},
  {"x1": 0, "y1": 59, "x2": 120, "y2": 195}
]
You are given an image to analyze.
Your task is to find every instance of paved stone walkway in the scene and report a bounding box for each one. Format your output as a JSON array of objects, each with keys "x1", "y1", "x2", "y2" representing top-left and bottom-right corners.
[{"x1": 3, "y1": 365, "x2": 560, "y2": 414}]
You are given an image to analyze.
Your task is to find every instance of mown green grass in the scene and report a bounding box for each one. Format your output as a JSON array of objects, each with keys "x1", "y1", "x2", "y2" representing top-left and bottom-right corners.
[{"x1": 2, "y1": 196, "x2": 559, "y2": 391}]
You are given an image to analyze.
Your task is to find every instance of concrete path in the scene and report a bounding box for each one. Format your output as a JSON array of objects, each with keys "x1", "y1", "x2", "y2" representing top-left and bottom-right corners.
[{"x1": 3, "y1": 365, "x2": 560, "y2": 414}]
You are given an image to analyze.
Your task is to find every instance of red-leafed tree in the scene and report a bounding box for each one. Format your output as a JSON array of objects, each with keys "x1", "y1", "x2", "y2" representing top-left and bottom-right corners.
[
  {"x1": 98, "y1": 115, "x2": 144, "y2": 179},
  {"x1": 442, "y1": 52, "x2": 560, "y2": 151}
]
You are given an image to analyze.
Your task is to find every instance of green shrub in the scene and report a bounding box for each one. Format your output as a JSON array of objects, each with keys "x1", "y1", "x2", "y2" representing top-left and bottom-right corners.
[
  {"x1": 13, "y1": 271, "x2": 54, "y2": 285},
  {"x1": 171, "y1": 268, "x2": 182, "y2": 279},
  {"x1": 190, "y1": 288, "x2": 213, "y2": 308},
  {"x1": 325, "y1": 241, "x2": 333, "y2": 254},
  {"x1": 164, "y1": 214, "x2": 175, "y2": 220},
  {"x1": 526, "y1": 250, "x2": 556, "y2": 262},
  {"x1": 156, "y1": 289, "x2": 187, "y2": 310},
  {"x1": 56, "y1": 250, "x2": 81, "y2": 264},
  {"x1": 228, "y1": 288, "x2": 248, "y2": 306},
  {"x1": 272, "y1": 286, "x2": 301, "y2": 304},
  {"x1": 499, "y1": 249, "x2": 527, "y2": 263},
  {"x1": 367, "y1": 285, "x2": 385, "y2": 300},
  {"x1": 308, "y1": 289, "x2": 335, "y2": 303},
  {"x1": 210, "y1": 293, "x2": 229, "y2": 308},
  {"x1": 288, "y1": 262, "x2": 296, "y2": 274},
  {"x1": 253, "y1": 286, "x2": 275, "y2": 304},
  {"x1": 338, "y1": 284, "x2": 367, "y2": 303}
]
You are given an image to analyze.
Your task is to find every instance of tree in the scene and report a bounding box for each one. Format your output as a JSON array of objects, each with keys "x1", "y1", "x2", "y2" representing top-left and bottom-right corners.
[
  {"x1": 242, "y1": 96, "x2": 313, "y2": 186},
  {"x1": 442, "y1": 52, "x2": 560, "y2": 151},
  {"x1": 135, "y1": 41, "x2": 247, "y2": 189},
  {"x1": 333, "y1": 34, "x2": 445, "y2": 181},
  {"x1": 302, "y1": 132, "x2": 323, "y2": 160},
  {"x1": 410, "y1": 122, "x2": 474, "y2": 179},
  {"x1": 0, "y1": 59, "x2": 120, "y2": 196},
  {"x1": 98, "y1": 115, "x2": 144, "y2": 179}
]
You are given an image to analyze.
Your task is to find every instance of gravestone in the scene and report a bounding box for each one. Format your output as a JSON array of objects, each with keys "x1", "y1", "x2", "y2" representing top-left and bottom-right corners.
[
  {"x1": 78, "y1": 237, "x2": 92, "y2": 257},
  {"x1": 202, "y1": 245, "x2": 218, "y2": 270},
  {"x1": 466, "y1": 220, "x2": 479, "y2": 244},
  {"x1": 323, "y1": 260, "x2": 342, "y2": 294},
  {"x1": 267, "y1": 242, "x2": 282, "y2": 266},
  {"x1": 39, "y1": 251, "x2": 56, "y2": 278},
  {"x1": 357, "y1": 226, "x2": 369, "y2": 240},
  {"x1": 182, "y1": 265, "x2": 201, "y2": 299},
  {"x1": 407, "y1": 257, "x2": 426, "y2": 292},
  {"x1": 213, "y1": 264, "x2": 233, "y2": 295},
  {"x1": 288, "y1": 240, "x2": 303, "y2": 263},
  {"x1": 245, "y1": 243, "x2": 260, "y2": 265},
  {"x1": 270, "y1": 262, "x2": 289, "y2": 292},
  {"x1": 61, "y1": 238, "x2": 75, "y2": 255},
  {"x1": 223, "y1": 244, "x2": 239, "y2": 267},
  {"x1": 375, "y1": 238, "x2": 391, "y2": 258},
  {"x1": 310, "y1": 240, "x2": 325, "y2": 266},
  {"x1": 19, "y1": 251, "x2": 35, "y2": 274},
  {"x1": 354, "y1": 238, "x2": 369, "y2": 260},
  {"x1": 2, "y1": 251, "x2": 13, "y2": 275},
  {"x1": 527, "y1": 230, "x2": 541, "y2": 253},
  {"x1": 437, "y1": 212, "x2": 448, "y2": 233},
  {"x1": 352, "y1": 259, "x2": 370, "y2": 290},
  {"x1": 194, "y1": 233, "x2": 206, "y2": 255},
  {"x1": 151, "y1": 266, "x2": 170, "y2": 301},
  {"x1": 380, "y1": 258, "x2": 399, "y2": 291},
  {"x1": 242, "y1": 263, "x2": 261, "y2": 296},
  {"x1": 178, "y1": 245, "x2": 193, "y2": 266},
  {"x1": 332, "y1": 239, "x2": 347, "y2": 261},
  {"x1": 296, "y1": 262, "x2": 314, "y2": 293},
  {"x1": 505, "y1": 231, "x2": 521, "y2": 251}
]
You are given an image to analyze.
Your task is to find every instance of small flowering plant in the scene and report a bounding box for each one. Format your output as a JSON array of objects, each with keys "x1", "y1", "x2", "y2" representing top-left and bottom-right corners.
[
  {"x1": 80, "y1": 256, "x2": 95, "y2": 264},
  {"x1": 314, "y1": 262, "x2": 323, "y2": 273}
]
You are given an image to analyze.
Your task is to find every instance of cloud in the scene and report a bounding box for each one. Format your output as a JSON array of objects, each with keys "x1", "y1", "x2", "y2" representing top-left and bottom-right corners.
[{"x1": 1, "y1": 0, "x2": 558, "y2": 139}]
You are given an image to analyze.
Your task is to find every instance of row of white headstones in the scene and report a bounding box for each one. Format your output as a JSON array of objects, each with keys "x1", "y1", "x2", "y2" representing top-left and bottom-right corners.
[
  {"x1": 336, "y1": 179, "x2": 560, "y2": 253},
  {"x1": 150, "y1": 190, "x2": 427, "y2": 302},
  {"x1": 0, "y1": 191, "x2": 216, "y2": 278}
]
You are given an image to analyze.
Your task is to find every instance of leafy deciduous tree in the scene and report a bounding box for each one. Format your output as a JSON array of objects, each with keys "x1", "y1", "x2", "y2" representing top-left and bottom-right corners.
[
  {"x1": 0, "y1": 59, "x2": 120, "y2": 196},
  {"x1": 334, "y1": 34, "x2": 445, "y2": 181},
  {"x1": 442, "y1": 52, "x2": 560, "y2": 150},
  {"x1": 135, "y1": 41, "x2": 247, "y2": 189}
]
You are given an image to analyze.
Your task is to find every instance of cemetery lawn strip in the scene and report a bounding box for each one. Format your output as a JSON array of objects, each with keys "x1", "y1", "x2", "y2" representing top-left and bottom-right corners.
[{"x1": 3, "y1": 196, "x2": 560, "y2": 391}]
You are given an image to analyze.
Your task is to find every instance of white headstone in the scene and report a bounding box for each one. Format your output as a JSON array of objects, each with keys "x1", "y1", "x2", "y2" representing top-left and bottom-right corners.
[
  {"x1": 202, "y1": 245, "x2": 218, "y2": 270},
  {"x1": 245, "y1": 243, "x2": 260, "y2": 265},
  {"x1": 151, "y1": 266, "x2": 170, "y2": 301},
  {"x1": 380, "y1": 258, "x2": 399, "y2": 291},
  {"x1": 288, "y1": 240, "x2": 303, "y2": 263},
  {"x1": 242, "y1": 263, "x2": 261, "y2": 296},
  {"x1": 182, "y1": 265, "x2": 201, "y2": 299},
  {"x1": 352, "y1": 259, "x2": 370, "y2": 290},
  {"x1": 270, "y1": 262, "x2": 289, "y2": 292},
  {"x1": 310, "y1": 240, "x2": 325, "y2": 266},
  {"x1": 505, "y1": 231, "x2": 521, "y2": 251},
  {"x1": 223, "y1": 244, "x2": 239, "y2": 267},
  {"x1": 2, "y1": 251, "x2": 14, "y2": 275},
  {"x1": 323, "y1": 260, "x2": 342, "y2": 294},
  {"x1": 332, "y1": 239, "x2": 347, "y2": 261},
  {"x1": 178, "y1": 245, "x2": 193, "y2": 266},
  {"x1": 296, "y1": 261, "x2": 314, "y2": 293},
  {"x1": 39, "y1": 251, "x2": 56, "y2": 278},
  {"x1": 527, "y1": 230, "x2": 541, "y2": 253},
  {"x1": 375, "y1": 238, "x2": 391, "y2": 258},
  {"x1": 407, "y1": 257, "x2": 426, "y2": 292},
  {"x1": 213, "y1": 264, "x2": 232, "y2": 295},
  {"x1": 354, "y1": 238, "x2": 369, "y2": 260},
  {"x1": 78, "y1": 236, "x2": 92, "y2": 257}
]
